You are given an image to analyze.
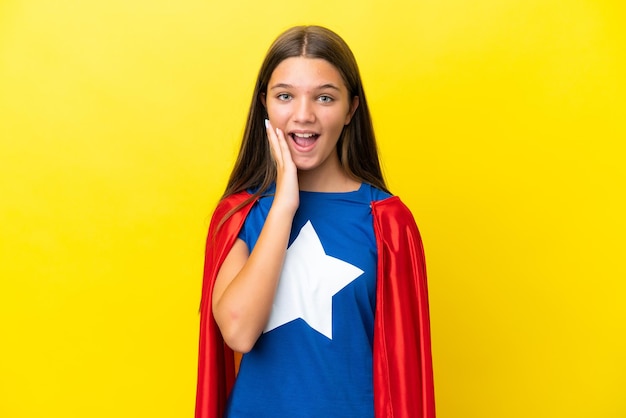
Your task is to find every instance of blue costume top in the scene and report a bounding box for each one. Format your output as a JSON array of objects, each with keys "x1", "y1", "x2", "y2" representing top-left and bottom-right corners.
[{"x1": 225, "y1": 183, "x2": 391, "y2": 418}]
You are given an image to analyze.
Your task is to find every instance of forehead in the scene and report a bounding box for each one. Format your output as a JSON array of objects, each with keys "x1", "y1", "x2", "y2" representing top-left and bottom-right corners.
[{"x1": 269, "y1": 57, "x2": 346, "y2": 89}]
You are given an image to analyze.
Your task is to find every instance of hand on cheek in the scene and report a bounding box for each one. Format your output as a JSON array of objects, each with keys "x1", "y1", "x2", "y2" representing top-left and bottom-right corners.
[{"x1": 265, "y1": 119, "x2": 299, "y2": 213}]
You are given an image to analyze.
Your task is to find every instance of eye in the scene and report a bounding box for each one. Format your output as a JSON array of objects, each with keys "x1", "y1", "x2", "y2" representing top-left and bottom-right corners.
[
  {"x1": 318, "y1": 95, "x2": 333, "y2": 103},
  {"x1": 277, "y1": 93, "x2": 292, "y2": 101}
]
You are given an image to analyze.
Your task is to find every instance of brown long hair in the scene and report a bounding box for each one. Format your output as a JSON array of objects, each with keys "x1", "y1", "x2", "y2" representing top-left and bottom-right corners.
[{"x1": 219, "y1": 26, "x2": 388, "y2": 226}]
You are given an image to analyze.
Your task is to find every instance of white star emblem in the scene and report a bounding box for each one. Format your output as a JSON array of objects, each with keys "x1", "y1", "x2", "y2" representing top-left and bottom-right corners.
[{"x1": 263, "y1": 220, "x2": 364, "y2": 339}]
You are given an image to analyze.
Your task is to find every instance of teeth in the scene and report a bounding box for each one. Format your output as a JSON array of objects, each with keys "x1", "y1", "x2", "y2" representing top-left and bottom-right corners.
[{"x1": 293, "y1": 133, "x2": 315, "y2": 138}]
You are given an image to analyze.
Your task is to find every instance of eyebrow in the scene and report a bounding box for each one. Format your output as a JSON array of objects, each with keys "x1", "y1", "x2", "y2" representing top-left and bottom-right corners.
[{"x1": 269, "y1": 83, "x2": 341, "y2": 91}]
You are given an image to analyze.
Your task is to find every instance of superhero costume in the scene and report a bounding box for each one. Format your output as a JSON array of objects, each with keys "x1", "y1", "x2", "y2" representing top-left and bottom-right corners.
[{"x1": 195, "y1": 190, "x2": 435, "y2": 418}]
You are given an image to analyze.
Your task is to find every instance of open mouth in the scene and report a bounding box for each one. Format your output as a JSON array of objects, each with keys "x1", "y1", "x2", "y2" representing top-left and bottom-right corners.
[{"x1": 290, "y1": 132, "x2": 320, "y2": 148}]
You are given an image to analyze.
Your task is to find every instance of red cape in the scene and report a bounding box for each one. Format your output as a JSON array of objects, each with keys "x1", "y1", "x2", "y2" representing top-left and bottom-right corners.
[{"x1": 195, "y1": 191, "x2": 435, "y2": 418}]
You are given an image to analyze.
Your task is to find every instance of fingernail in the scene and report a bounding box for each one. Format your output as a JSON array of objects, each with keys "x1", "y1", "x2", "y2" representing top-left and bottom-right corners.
[{"x1": 264, "y1": 119, "x2": 269, "y2": 128}]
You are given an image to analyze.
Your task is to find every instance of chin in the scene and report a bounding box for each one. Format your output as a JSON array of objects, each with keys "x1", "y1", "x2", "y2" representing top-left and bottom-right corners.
[
  {"x1": 295, "y1": 164, "x2": 318, "y2": 173},
  {"x1": 293, "y1": 159, "x2": 319, "y2": 172}
]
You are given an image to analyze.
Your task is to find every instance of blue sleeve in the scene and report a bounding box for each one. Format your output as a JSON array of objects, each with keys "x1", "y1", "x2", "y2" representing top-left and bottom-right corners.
[
  {"x1": 237, "y1": 219, "x2": 249, "y2": 249},
  {"x1": 236, "y1": 190, "x2": 273, "y2": 252}
]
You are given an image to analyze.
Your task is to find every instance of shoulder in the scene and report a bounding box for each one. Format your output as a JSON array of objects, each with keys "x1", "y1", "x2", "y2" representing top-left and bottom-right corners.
[
  {"x1": 372, "y1": 195, "x2": 413, "y2": 218},
  {"x1": 207, "y1": 191, "x2": 257, "y2": 240},
  {"x1": 364, "y1": 183, "x2": 418, "y2": 226},
  {"x1": 371, "y1": 195, "x2": 420, "y2": 233},
  {"x1": 362, "y1": 183, "x2": 393, "y2": 202},
  {"x1": 371, "y1": 196, "x2": 426, "y2": 259},
  {"x1": 213, "y1": 191, "x2": 254, "y2": 219}
]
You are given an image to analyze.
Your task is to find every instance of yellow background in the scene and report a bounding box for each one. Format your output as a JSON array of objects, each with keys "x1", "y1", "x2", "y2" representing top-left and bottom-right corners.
[{"x1": 1, "y1": 0, "x2": 624, "y2": 417}]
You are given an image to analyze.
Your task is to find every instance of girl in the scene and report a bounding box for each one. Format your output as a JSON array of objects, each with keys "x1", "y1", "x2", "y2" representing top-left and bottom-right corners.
[{"x1": 195, "y1": 25, "x2": 435, "y2": 418}]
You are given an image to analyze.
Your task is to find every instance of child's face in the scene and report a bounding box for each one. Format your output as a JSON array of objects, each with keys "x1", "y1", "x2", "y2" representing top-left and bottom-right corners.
[{"x1": 263, "y1": 57, "x2": 358, "y2": 177}]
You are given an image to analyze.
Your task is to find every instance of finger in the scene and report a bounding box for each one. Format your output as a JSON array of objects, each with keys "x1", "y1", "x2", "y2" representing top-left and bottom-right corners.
[
  {"x1": 265, "y1": 119, "x2": 283, "y2": 164},
  {"x1": 274, "y1": 127, "x2": 295, "y2": 169}
]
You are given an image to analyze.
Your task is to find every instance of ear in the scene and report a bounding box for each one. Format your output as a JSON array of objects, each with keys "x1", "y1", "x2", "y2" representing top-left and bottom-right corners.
[
  {"x1": 260, "y1": 92, "x2": 267, "y2": 109},
  {"x1": 345, "y1": 96, "x2": 360, "y2": 125}
]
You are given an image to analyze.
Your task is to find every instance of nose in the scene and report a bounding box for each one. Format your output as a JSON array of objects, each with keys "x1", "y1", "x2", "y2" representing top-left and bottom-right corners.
[{"x1": 293, "y1": 97, "x2": 316, "y2": 124}]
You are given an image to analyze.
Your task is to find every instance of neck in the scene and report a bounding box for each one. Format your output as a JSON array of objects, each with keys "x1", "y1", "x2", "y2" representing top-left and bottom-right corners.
[{"x1": 297, "y1": 169, "x2": 361, "y2": 192}]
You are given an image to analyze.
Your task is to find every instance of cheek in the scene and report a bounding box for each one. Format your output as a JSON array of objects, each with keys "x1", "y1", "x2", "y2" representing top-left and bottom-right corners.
[
  {"x1": 324, "y1": 111, "x2": 350, "y2": 131},
  {"x1": 267, "y1": 106, "x2": 289, "y2": 124}
]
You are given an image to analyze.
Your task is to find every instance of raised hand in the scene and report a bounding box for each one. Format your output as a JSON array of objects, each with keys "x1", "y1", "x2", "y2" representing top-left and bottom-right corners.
[
  {"x1": 265, "y1": 119, "x2": 299, "y2": 214},
  {"x1": 212, "y1": 120, "x2": 300, "y2": 352}
]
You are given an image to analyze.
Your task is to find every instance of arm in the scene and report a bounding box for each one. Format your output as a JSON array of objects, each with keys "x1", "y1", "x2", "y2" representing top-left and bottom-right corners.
[{"x1": 212, "y1": 120, "x2": 298, "y2": 353}]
